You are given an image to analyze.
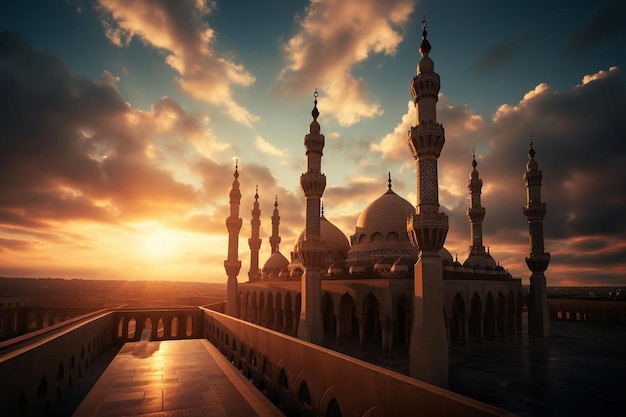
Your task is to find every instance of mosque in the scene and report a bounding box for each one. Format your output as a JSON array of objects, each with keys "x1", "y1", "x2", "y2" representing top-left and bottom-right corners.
[{"x1": 224, "y1": 19, "x2": 549, "y2": 388}]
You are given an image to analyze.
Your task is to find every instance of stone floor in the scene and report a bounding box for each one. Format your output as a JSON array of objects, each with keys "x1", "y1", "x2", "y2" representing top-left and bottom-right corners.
[
  {"x1": 73, "y1": 339, "x2": 283, "y2": 417},
  {"x1": 448, "y1": 320, "x2": 626, "y2": 417},
  {"x1": 325, "y1": 316, "x2": 626, "y2": 417}
]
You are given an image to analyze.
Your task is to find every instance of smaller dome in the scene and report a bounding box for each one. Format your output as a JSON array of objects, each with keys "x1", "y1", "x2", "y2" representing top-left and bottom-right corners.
[
  {"x1": 263, "y1": 251, "x2": 289, "y2": 272},
  {"x1": 328, "y1": 261, "x2": 345, "y2": 275},
  {"x1": 349, "y1": 262, "x2": 367, "y2": 274}
]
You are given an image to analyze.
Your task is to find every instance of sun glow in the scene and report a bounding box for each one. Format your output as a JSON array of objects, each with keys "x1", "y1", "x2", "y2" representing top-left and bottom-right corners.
[{"x1": 141, "y1": 227, "x2": 182, "y2": 259}]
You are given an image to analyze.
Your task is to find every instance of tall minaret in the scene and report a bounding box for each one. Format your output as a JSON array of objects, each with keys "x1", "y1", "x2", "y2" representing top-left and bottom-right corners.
[
  {"x1": 467, "y1": 150, "x2": 486, "y2": 256},
  {"x1": 224, "y1": 161, "x2": 242, "y2": 317},
  {"x1": 407, "y1": 19, "x2": 450, "y2": 388},
  {"x1": 248, "y1": 186, "x2": 261, "y2": 281},
  {"x1": 296, "y1": 90, "x2": 326, "y2": 344},
  {"x1": 523, "y1": 136, "x2": 550, "y2": 337},
  {"x1": 269, "y1": 196, "x2": 281, "y2": 254}
]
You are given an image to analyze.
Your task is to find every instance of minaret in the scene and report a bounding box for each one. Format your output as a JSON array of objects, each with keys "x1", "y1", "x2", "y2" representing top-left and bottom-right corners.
[
  {"x1": 523, "y1": 136, "x2": 550, "y2": 337},
  {"x1": 269, "y1": 196, "x2": 281, "y2": 254},
  {"x1": 467, "y1": 150, "x2": 486, "y2": 256},
  {"x1": 406, "y1": 19, "x2": 450, "y2": 388},
  {"x1": 248, "y1": 186, "x2": 261, "y2": 281},
  {"x1": 296, "y1": 90, "x2": 326, "y2": 344},
  {"x1": 224, "y1": 161, "x2": 242, "y2": 317}
]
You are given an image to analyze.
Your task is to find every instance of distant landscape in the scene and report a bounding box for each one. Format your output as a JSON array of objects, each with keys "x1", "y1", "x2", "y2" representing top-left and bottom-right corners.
[
  {"x1": 2, "y1": 277, "x2": 624, "y2": 308},
  {"x1": 0, "y1": 277, "x2": 227, "y2": 308}
]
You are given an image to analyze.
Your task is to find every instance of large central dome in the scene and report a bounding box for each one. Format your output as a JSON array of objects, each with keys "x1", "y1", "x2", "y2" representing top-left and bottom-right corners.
[{"x1": 347, "y1": 187, "x2": 419, "y2": 261}]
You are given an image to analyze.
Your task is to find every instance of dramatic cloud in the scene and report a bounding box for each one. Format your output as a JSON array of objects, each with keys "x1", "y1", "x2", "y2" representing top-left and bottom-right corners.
[
  {"x1": 0, "y1": 31, "x2": 234, "y2": 278},
  {"x1": 278, "y1": 0, "x2": 415, "y2": 126},
  {"x1": 97, "y1": 0, "x2": 258, "y2": 125},
  {"x1": 370, "y1": 66, "x2": 626, "y2": 285}
]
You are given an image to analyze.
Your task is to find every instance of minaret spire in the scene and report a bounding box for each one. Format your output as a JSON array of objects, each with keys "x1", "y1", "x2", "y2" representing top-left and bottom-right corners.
[
  {"x1": 467, "y1": 149, "x2": 486, "y2": 256},
  {"x1": 407, "y1": 18, "x2": 449, "y2": 387},
  {"x1": 224, "y1": 160, "x2": 242, "y2": 317},
  {"x1": 269, "y1": 195, "x2": 281, "y2": 254},
  {"x1": 523, "y1": 135, "x2": 551, "y2": 337},
  {"x1": 297, "y1": 90, "x2": 326, "y2": 344},
  {"x1": 248, "y1": 185, "x2": 262, "y2": 281}
]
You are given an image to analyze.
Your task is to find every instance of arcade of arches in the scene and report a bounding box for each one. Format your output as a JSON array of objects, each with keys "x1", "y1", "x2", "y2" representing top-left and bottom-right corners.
[{"x1": 238, "y1": 279, "x2": 523, "y2": 355}]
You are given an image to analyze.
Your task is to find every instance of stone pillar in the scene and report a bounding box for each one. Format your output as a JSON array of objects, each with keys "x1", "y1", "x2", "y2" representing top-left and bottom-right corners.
[
  {"x1": 381, "y1": 318, "x2": 394, "y2": 356},
  {"x1": 335, "y1": 314, "x2": 342, "y2": 345},
  {"x1": 357, "y1": 316, "x2": 365, "y2": 351},
  {"x1": 462, "y1": 314, "x2": 469, "y2": 345}
]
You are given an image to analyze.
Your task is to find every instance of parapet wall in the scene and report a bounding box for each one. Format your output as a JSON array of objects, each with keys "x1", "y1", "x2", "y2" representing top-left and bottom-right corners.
[
  {"x1": 202, "y1": 308, "x2": 516, "y2": 417},
  {"x1": 0, "y1": 310, "x2": 115, "y2": 417}
]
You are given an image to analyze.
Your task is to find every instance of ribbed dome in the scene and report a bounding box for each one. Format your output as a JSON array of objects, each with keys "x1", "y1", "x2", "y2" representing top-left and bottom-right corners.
[{"x1": 348, "y1": 188, "x2": 418, "y2": 261}]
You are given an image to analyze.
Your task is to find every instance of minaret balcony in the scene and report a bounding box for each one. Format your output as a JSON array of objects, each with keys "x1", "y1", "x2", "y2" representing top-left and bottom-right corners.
[
  {"x1": 224, "y1": 259, "x2": 242, "y2": 276},
  {"x1": 410, "y1": 73, "x2": 441, "y2": 103},
  {"x1": 523, "y1": 203, "x2": 547, "y2": 221},
  {"x1": 525, "y1": 252, "x2": 551, "y2": 273},
  {"x1": 248, "y1": 238, "x2": 261, "y2": 250},
  {"x1": 226, "y1": 217, "x2": 243, "y2": 233},
  {"x1": 297, "y1": 239, "x2": 326, "y2": 268},
  {"x1": 466, "y1": 207, "x2": 485, "y2": 222},
  {"x1": 407, "y1": 212, "x2": 449, "y2": 253},
  {"x1": 408, "y1": 123, "x2": 445, "y2": 159},
  {"x1": 300, "y1": 172, "x2": 327, "y2": 198}
]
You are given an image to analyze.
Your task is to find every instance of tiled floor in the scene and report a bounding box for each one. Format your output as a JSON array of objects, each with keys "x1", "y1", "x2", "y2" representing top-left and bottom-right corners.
[{"x1": 73, "y1": 339, "x2": 284, "y2": 417}]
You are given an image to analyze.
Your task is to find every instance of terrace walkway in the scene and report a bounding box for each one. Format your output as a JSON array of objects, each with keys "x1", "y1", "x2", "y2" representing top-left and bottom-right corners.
[{"x1": 73, "y1": 338, "x2": 283, "y2": 417}]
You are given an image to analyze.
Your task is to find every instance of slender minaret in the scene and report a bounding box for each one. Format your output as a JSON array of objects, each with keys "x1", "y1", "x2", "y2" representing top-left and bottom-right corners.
[
  {"x1": 523, "y1": 136, "x2": 550, "y2": 337},
  {"x1": 407, "y1": 19, "x2": 450, "y2": 388},
  {"x1": 269, "y1": 196, "x2": 281, "y2": 254},
  {"x1": 248, "y1": 186, "x2": 261, "y2": 281},
  {"x1": 296, "y1": 90, "x2": 326, "y2": 344},
  {"x1": 224, "y1": 161, "x2": 242, "y2": 317},
  {"x1": 467, "y1": 150, "x2": 486, "y2": 257}
]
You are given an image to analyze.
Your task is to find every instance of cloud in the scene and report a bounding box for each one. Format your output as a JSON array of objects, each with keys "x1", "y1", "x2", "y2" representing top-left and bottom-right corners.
[
  {"x1": 0, "y1": 31, "x2": 230, "y2": 234},
  {"x1": 473, "y1": 42, "x2": 514, "y2": 73},
  {"x1": 255, "y1": 135, "x2": 288, "y2": 157},
  {"x1": 96, "y1": 0, "x2": 258, "y2": 125},
  {"x1": 277, "y1": 0, "x2": 415, "y2": 126},
  {"x1": 567, "y1": 0, "x2": 626, "y2": 49}
]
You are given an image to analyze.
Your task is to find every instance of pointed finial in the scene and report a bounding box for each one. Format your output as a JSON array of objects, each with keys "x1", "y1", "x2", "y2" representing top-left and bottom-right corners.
[
  {"x1": 529, "y1": 135, "x2": 536, "y2": 158},
  {"x1": 255, "y1": 184, "x2": 259, "y2": 200},
  {"x1": 312, "y1": 89, "x2": 319, "y2": 120},
  {"x1": 234, "y1": 158, "x2": 239, "y2": 179},
  {"x1": 472, "y1": 148, "x2": 477, "y2": 169},
  {"x1": 388, "y1": 172, "x2": 392, "y2": 190},
  {"x1": 274, "y1": 195, "x2": 278, "y2": 208},
  {"x1": 419, "y1": 17, "x2": 431, "y2": 56}
]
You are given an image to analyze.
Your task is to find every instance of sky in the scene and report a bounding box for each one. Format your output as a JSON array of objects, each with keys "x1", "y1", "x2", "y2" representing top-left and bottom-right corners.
[{"x1": 1, "y1": 0, "x2": 625, "y2": 286}]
